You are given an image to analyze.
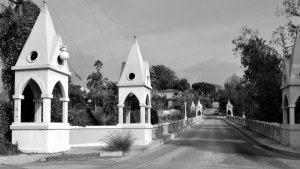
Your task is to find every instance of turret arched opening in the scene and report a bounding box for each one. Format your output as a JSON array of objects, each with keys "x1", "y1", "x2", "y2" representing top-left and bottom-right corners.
[
  {"x1": 21, "y1": 79, "x2": 42, "y2": 122},
  {"x1": 294, "y1": 96, "x2": 300, "y2": 124},
  {"x1": 124, "y1": 93, "x2": 140, "y2": 123},
  {"x1": 51, "y1": 82, "x2": 64, "y2": 122}
]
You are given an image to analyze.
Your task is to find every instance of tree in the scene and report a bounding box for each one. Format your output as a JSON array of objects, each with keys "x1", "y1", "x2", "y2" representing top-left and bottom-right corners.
[
  {"x1": 271, "y1": 0, "x2": 300, "y2": 58},
  {"x1": 150, "y1": 65, "x2": 178, "y2": 90},
  {"x1": 0, "y1": 0, "x2": 40, "y2": 101},
  {"x1": 232, "y1": 27, "x2": 282, "y2": 122},
  {"x1": 191, "y1": 82, "x2": 216, "y2": 96},
  {"x1": 87, "y1": 60, "x2": 105, "y2": 90},
  {"x1": 173, "y1": 78, "x2": 190, "y2": 91},
  {"x1": 69, "y1": 82, "x2": 85, "y2": 110},
  {"x1": 86, "y1": 60, "x2": 118, "y2": 119}
]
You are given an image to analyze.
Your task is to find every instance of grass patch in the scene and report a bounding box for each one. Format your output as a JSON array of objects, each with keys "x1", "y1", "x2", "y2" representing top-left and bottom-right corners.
[{"x1": 104, "y1": 130, "x2": 136, "y2": 152}]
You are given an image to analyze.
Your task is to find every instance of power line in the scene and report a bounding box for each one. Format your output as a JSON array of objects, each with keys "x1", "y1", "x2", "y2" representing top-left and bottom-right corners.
[
  {"x1": 93, "y1": 0, "x2": 131, "y2": 43},
  {"x1": 47, "y1": 1, "x2": 87, "y2": 87},
  {"x1": 85, "y1": 0, "x2": 120, "y2": 74}
]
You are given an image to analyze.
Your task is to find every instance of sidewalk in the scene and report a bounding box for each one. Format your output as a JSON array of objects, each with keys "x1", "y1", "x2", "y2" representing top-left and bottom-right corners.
[
  {"x1": 0, "y1": 139, "x2": 164, "y2": 166},
  {"x1": 225, "y1": 119, "x2": 300, "y2": 158}
]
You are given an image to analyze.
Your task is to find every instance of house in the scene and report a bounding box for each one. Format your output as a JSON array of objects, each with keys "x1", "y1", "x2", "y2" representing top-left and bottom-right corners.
[{"x1": 156, "y1": 89, "x2": 182, "y2": 108}]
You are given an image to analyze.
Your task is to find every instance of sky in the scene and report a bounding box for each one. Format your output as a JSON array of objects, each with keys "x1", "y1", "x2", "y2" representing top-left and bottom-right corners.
[{"x1": 28, "y1": 0, "x2": 287, "y2": 86}]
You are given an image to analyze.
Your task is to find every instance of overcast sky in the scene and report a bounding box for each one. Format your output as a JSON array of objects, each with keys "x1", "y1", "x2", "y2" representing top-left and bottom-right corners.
[{"x1": 31, "y1": 0, "x2": 286, "y2": 87}]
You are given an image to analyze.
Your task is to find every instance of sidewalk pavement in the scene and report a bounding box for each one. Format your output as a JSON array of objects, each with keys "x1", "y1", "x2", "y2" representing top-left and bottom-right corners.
[
  {"x1": 224, "y1": 119, "x2": 300, "y2": 158},
  {"x1": 0, "y1": 139, "x2": 164, "y2": 166}
]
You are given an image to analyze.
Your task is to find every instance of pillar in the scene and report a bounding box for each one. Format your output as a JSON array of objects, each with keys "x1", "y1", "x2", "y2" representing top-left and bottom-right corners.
[
  {"x1": 13, "y1": 95, "x2": 24, "y2": 123},
  {"x1": 184, "y1": 102, "x2": 187, "y2": 120},
  {"x1": 147, "y1": 106, "x2": 151, "y2": 124},
  {"x1": 282, "y1": 106, "x2": 288, "y2": 124},
  {"x1": 140, "y1": 103, "x2": 146, "y2": 124},
  {"x1": 60, "y1": 98, "x2": 69, "y2": 123},
  {"x1": 289, "y1": 104, "x2": 295, "y2": 125},
  {"x1": 33, "y1": 99, "x2": 42, "y2": 123},
  {"x1": 42, "y1": 94, "x2": 53, "y2": 123},
  {"x1": 118, "y1": 104, "x2": 124, "y2": 125}
]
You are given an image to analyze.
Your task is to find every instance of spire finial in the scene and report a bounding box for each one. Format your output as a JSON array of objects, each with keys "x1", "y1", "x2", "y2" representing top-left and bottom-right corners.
[{"x1": 43, "y1": 0, "x2": 47, "y2": 6}]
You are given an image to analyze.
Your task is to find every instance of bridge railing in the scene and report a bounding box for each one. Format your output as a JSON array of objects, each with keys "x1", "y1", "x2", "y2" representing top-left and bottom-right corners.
[
  {"x1": 226, "y1": 116, "x2": 282, "y2": 142},
  {"x1": 152, "y1": 116, "x2": 202, "y2": 139}
]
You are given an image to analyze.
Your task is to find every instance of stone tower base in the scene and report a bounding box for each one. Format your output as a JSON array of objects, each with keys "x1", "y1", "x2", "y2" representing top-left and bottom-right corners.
[{"x1": 10, "y1": 123, "x2": 70, "y2": 153}]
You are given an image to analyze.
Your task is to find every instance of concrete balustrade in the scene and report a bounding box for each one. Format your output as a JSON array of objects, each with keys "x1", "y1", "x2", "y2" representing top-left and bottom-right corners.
[{"x1": 226, "y1": 116, "x2": 282, "y2": 142}]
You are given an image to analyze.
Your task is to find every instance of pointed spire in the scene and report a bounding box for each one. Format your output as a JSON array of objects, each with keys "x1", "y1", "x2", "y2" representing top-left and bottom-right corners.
[
  {"x1": 12, "y1": 0, "x2": 70, "y2": 75},
  {"x1": 118, "y1": 36, "x2": 150, "y2": 86}
]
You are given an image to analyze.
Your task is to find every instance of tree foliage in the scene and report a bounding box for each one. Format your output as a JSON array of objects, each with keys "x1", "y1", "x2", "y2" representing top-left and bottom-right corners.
[
  {"x1": 150, "y1": 64, "x2": 190, "y2": 91},
  {"x1": 192, "y1": 82, "x2": 216, "y2": 96},
  {"x1": 150, "y1": 65, "x2": 178, "y2": 90},
  {"x1": 232, "y1": 27, "x2": 282, "y2": 122},
  {"x1": 0, "y1": 0, "x2": 40, "y2": 100},
  {"x1": 271, "y1": 0, "x2": 300, "y2": 58},
  {"x1": 86, "y1": 60, "x2": 118, "y2": 118}
]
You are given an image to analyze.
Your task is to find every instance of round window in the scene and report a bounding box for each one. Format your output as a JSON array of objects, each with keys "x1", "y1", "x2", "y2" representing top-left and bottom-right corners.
[
  {"x1": 27, "y1": 51, "x2": 38, "y2": 62},
  {"x1": 128, "y1": 73, "x2": 135, "y2": 80},
  {"x1": 57, "y1": 56, "x2": 64, "y2": 66}
]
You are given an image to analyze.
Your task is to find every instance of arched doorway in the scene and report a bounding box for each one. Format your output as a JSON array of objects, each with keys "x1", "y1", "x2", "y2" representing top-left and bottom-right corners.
[
  {"x1": 227, "y1": 110, "x2": 231, "y2": 116},
  {"x1": 21, "y1": 79, "x2": 42, "y2": 122},
  {"x1": 51, "y1": 82, "x2": 64, "y2": 122},
  {"x1": 294, "y1": 96, "x2": 300, "y2": 124},
  {"x1": 124, "y1": 93, "x2": 140, "y2": 123}
]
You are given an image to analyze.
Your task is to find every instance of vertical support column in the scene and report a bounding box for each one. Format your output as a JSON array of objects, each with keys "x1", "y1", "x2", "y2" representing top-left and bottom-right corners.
[
  {"x1": 13, "y1": 95, "x2": 24, "y2": 123},
  {"x1": 231, "y1": 109, "x2": 234, "y2": 117},
  {"x1": 118, "y1": 104, "x2": 124, "y2": 125},
  {"x1": 33, "y1": 99, "x2": 42, "y2": 123},
  {"x1": 289, "y1": 104, "x2": 295, "y2": 125},
  {"x1": 140, "y1": 103, "x2": 146, "y2": 124},
  {"x1": 147, "y1": 106, "x2": 151, "y2": 124},
  {"x1": 184, "y1": 102, "x2": 187, "y2": 120},
  {"x1": 41, "y1": 94, "x2": 53, "y2": 123},
  {"x1": 60, "y1": 98, "x2": 70, "y2": 123},
  {"x1": 282, "y1": 106, "x2": 288, "y2": 124}
]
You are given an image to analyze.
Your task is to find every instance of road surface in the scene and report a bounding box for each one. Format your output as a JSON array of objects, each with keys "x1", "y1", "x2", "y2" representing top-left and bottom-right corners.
[{"x1": 5, "y1": 118, "x2": 300, "y2": 169}]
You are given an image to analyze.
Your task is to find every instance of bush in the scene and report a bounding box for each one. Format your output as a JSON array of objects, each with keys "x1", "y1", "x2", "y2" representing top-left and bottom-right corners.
[
  {"x1": 104, "y1": 130, "x2": 136, "y2": 152},
  {"x1": 151, "y1": 109, "x2": 158, "y2": 124},
  {"x1": 0, "y1": 137, "x2": 20, "y2": 155},
  {"x1": 0, "y1": 103, "x2": 20, "y2": 155}
]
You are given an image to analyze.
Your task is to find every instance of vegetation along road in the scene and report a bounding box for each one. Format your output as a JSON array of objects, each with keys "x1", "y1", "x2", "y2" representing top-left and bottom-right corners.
[{"x1": 8, "y1": 117, "x2": 300, "y2": 169}]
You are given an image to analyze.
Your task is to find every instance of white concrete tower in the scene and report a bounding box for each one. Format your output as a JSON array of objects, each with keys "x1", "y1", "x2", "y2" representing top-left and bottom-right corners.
[
  {"x1": 191, "y1": 101, "x2": 196, "y2": 116},
  {"x1": 226, "y1": 100, "x2": 233, "y2": 117},
  {"x1": 10, "y1": 1, "x2": 71, "y2": 153},
  {"x1": 281, "y1": 37, "x2": 300, "y2": 147},
  {"x1": 196, "y1": 100, "x2": 203, "y2": 116},
  {"x1": 117, "y1": 36, "x2": 152, "y2": 144}
]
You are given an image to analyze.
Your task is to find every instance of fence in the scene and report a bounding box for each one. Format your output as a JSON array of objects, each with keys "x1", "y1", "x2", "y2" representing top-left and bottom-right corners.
[
  {"x1": 226, "y1": 116, "x2": 282, "y2": 142},
  {"x1": 152, "y1": 116, "x2": 202, "y2": 139}
]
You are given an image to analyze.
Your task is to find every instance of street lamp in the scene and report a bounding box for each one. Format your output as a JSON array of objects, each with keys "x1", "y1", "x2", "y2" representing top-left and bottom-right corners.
[{"x1": 184, "y1": 101, "x2": 187, "y2": 120}]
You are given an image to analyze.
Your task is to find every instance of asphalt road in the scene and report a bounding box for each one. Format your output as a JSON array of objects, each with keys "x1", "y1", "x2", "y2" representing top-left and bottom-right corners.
[{"x1": 5, "y1": 118, "x2": 300, "y2": 169}]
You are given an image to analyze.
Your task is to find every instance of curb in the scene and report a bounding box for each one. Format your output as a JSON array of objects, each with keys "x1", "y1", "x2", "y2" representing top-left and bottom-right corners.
[{"x1": 224, "y1": 119, "x2": 300, "y2": 158}]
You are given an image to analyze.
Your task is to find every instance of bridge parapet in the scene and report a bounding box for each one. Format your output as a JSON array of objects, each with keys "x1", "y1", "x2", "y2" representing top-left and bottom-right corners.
[{"x1": 226, "y1": 116, "x2": 282, "y2": 143}]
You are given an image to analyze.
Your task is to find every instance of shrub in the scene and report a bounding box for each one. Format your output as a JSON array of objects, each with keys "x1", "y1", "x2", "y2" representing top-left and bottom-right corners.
[
  {"x1": 0, "y1": 137, "x2": 20, "y2": 155},
  {"x1": 104, "y1": 130, "x2": 136, "y2": 152},
  {"x1": 151, "y1": 109, "x2": 158, "y2": 124}
]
